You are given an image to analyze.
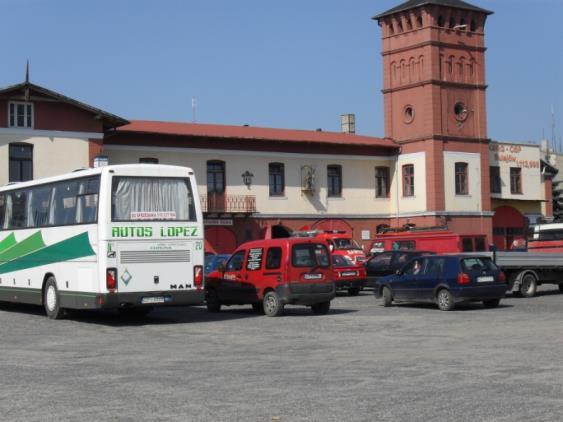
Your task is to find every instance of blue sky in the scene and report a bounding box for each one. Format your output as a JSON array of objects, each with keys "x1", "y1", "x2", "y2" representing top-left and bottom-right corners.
[{"x1": 2, "y1": 0, "x2": 562, "y2": 146}]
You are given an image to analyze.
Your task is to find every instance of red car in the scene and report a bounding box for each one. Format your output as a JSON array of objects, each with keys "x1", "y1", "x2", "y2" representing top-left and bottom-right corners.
[
  {"x1": 332, "y1": 255, "x2": 366, "y2": 296},
  {"x1": 205, "y1": 237, "x2": 335, "y2": 317}
]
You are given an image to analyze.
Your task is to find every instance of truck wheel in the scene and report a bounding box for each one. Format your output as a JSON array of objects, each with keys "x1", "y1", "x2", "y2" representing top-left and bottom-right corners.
[
  {"x1": 519, "y1": 274, "x2": 537, "y2": 298},
  {"x1": 43, "y1": 277, "x2": 64, "y2": 320},
  {"x1": 483, "y1": 298, "x2": 501, "y2": 308},
  {"x1": 348, "y1": 287, "x2": 360, "y2": 296},
  {"x1": 382, "y1": 287, "x2": 393, "y2": 307},
  {"x1": 311, "y1": 301, "x2": 331, "y2": 315},
  {"x1": 436, "y1": 289, "x2": 455, "y2": 311},
  {"x1": 263, "y1": 291, "x2": 284, "y2": 317},
  {"x1": 206, "y1": 289, "x2": 221, "y2": 313},
  {"x1": 559, "y1": 284, "x2": 563, "y2": 293}
]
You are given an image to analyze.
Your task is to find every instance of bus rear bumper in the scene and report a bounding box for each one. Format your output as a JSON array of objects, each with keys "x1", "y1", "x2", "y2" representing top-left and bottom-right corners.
[{"x1": 61, "y1": 290, "x2": 205, "y2": 310}]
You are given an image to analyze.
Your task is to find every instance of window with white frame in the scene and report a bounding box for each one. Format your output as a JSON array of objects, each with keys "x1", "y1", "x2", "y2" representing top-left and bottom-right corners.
[{"x1": 8, "y1": 102, "x2": 34, "y2": 128}]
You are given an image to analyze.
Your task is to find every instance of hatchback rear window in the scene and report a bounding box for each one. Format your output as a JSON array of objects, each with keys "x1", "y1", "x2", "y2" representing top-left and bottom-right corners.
[
  {"x1": 461, "y1": 257, "x2": 497, "y2": 272},
  {"x1": 292, "y1": 243, "x2": 330, "y2": 268}
]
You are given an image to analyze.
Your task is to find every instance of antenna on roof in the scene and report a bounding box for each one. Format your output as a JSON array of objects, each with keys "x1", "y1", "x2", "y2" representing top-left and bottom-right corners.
[
  {"x1": 25, "y1": 59, "x2": 30, "y2": 83},
  {"x1": 192, "y1": 97, "x2": 197, "y2": 123}
]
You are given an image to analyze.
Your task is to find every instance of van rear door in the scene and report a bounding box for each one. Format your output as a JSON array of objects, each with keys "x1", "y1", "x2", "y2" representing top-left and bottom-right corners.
[{"x1": 289, "y1": 242, "x2": 331, "y2": 283}]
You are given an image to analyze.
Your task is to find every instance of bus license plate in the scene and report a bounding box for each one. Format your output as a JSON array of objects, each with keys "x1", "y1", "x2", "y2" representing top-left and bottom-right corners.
[
  {"x1": 477, "y1": 276, "x2": 494, "y2": 283},
  {"x1": 141, "y1": 296, "x2": 166, "y2": 304}
]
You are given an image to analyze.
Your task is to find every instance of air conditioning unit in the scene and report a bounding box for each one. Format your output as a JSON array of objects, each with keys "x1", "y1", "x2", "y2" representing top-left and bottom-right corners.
[{"x1": 301, "y1": 165, "x2": 316, "y2": 193}]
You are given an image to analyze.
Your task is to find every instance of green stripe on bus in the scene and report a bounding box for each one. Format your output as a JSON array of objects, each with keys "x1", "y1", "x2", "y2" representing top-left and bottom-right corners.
[
  {"x1": 0, "y1": 231, "x2": 45, "y2": 264},
  {"x1": 0, "y1": 233, "x2": 17, "y2": 253},
  {"x1": 0, "y1": 232, "x2": 95, "y2": 274}
]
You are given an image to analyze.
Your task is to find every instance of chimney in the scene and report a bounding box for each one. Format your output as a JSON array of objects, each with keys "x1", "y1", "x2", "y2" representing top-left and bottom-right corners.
[{"x1": 341, "y1": 114, "x2": 355, "y2": 134}]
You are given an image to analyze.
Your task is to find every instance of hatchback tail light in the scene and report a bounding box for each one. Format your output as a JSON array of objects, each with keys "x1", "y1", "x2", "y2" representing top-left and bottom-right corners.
[
  {"x1": 498, "y1": 271, "x2": 506, "y2": 283},
  {"x1": 457, "y1": 273, "x2": 471, "y2": 285},
  {"x1": 194, "y1": 265, "x2": 203, "y2": 289},
  {"x1": 106, "y1": 268, "x2": 117, "y2": 292}
]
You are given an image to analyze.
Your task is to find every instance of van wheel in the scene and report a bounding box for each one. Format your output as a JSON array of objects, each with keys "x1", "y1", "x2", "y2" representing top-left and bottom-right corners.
[
  {"x1": 348, "y1": 287, "x2": 360, "y2": 296},
  {"x1": 311, "y1": 301, "x2": 331, "y2": 315},
  {"x1": 43, "y1": 277, "x2": 64, "y2": 319},
  {"x1": 206, "y1": 289, "x2": 221, "y2": 313},
  {"x1": 382, "y1": 287, "x2": 393, "y2": 307},
  {"x1": 436, "y1": 289, "x2": 455, "y2": 311},
  {"x1": 263, "y1": 291, "x2": 284, "y2": 317},
  {"x1": 252, "y1": 303, "x2": 264, "y2": 314},
  {"x1": 483, "y1": 298, "x2": 501, "y2": 308},
  {"x1": 519, "y1": 274, "x2": 537, "y2": 298}
]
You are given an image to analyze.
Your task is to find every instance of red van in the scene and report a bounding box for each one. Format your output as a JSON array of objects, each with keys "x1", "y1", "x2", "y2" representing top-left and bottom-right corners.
[
  {"x1": 205, "y1": 237, "x2": 335, "y2": 317},
  {"x1": 369, "y1": 229, "x2": 487, "y2": 255}
]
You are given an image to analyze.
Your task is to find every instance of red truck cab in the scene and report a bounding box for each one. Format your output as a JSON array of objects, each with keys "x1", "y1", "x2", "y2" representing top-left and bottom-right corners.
[
  {"x1": 205, "y1": 237, "x2": 335, "y2": 317},
  {"x1": 301, "y1": 230, "x2": 367, "y2": 265}
]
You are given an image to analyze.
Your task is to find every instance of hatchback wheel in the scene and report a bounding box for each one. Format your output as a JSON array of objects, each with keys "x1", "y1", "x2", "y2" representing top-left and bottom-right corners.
[
  {"x1": 382, "y1": 287, "x2": 393, "y2": 307},
  {"x1": 436, "y1": 289, "x2": 455, "y2": 311},
  {"x1": 483, "y1": 298, "x2": 501, "y2": 308},
  {"x1": 263, "y1": 291, "x2": 284, "y2": 317}
]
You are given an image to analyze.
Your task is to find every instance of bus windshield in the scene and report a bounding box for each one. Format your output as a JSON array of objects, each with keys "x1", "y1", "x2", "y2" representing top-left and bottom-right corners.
[{"x1": 112, "y1": 177, "x2": 196, "y2": 222}]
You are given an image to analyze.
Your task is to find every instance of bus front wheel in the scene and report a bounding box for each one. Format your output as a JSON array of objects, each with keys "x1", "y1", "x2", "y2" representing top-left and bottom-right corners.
[{"x1": 43, "y1": 277, "x2": 64, "y2": 320}]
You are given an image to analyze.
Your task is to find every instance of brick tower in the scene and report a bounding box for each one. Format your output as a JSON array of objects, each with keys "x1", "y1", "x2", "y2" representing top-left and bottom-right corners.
[{"x1": 374, "y1": 0, "x2": 494, "y2": 234}]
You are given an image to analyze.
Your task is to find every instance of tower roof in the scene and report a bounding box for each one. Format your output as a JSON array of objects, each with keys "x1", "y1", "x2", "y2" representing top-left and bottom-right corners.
[{"x1": 373, "y1": 0, "x2": 493, "y2": 20}]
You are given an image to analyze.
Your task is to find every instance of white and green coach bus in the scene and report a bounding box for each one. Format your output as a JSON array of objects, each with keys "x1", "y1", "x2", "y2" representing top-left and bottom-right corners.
[{"x1": 0, "y1": 164, "x2": 205, "y2": 319}]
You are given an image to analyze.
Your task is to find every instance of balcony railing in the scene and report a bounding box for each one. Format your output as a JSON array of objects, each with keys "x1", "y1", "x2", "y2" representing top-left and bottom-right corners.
[{"x1": 201, "y1": 194, "x2": 256, "y2": 214}]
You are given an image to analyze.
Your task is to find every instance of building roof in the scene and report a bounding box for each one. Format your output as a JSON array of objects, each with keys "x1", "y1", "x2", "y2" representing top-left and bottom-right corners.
[
  {"x1": 0, "y1": 81, "x2": 129, "y2": 130},
  {"x1": 373, "y1": 0, "x2": 493, "y2": 20},
  {"x1": 116, "y1": 120, "x2": 398, "y2": 149}
]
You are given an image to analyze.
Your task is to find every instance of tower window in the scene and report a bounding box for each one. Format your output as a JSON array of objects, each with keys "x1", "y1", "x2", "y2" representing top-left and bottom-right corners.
[
  {"x1": 470, "y1": 20, "x2": 477, "y2": 32},
  {"x1": 449, "y1": 17, "x2": 456, "y2": 29},
  {"x1": 398, "y1": 21, "x2": 404, "y2": 33},
  {"x1": 403, "y1": 105, "x2": 415, "y2": 124},
  {"x1": 406, "y1": 18, "x2": 412, "y2": 31},
  {"x1": 9, "y1": 102, "x2": 34, "y2": 128},
  {"x1": 454, "y1": 102, "x2": 469, "y2": 122},
  {"x1": 438, "y1": 16, "x2": 444, "y2": 27},
  {"x1": 402, "y1": 164, "x2": 414, "y2": 197},
  {"x1": 417, "y1": 16, "x2": 423, "y2": 28},
  {"x1": 455, "y1": 162, "x2": 468, "y2": 195}
]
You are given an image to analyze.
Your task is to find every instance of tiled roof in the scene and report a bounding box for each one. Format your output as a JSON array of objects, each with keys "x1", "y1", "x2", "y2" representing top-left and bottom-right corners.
[
  {"x1": 117, "y1": 120, "x2": 398, "y2": 149},
  {"x1": 373, "y1": 0, "x2": 493, "y2": 20}
]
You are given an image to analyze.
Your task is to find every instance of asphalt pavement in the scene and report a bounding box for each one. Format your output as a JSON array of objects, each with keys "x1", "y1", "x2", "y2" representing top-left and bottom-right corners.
[{"x1": 1, "y1": 286, "x2": 563, "y2": 422}]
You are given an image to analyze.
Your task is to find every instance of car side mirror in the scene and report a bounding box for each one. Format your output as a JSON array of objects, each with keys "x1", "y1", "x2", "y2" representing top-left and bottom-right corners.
[{"x1": 217, "y1": 262, "x2": 226, "y2": 273}]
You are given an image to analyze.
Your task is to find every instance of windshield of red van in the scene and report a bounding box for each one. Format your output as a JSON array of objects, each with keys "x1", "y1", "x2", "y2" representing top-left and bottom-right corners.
[
  {"x1": 333, "y1": 238, "x2": 362, "y2": 250},
  {"x1": 292, "y1": 243, "x2": 330, "y2": 268}
]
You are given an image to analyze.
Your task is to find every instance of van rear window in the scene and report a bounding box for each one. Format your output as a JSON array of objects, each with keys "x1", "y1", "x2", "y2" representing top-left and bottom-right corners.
[{"x1": 292, "y1": 244, "x2": 330, "y2": 268}]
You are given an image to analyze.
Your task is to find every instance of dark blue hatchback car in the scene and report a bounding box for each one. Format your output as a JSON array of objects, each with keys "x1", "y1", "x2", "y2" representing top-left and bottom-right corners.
[{"x1": 374, "y1": 255, "x2": 508, "y2": 311}]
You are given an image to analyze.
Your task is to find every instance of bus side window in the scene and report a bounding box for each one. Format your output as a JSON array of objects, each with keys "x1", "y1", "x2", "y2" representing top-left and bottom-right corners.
[
  {"x1": 51, "y1": 181, "x2": 79, "y2": 226},
  {"x1": 7, "y1": 191, "x2": 28, "y2": 229},
  {"x1": 0, "y1": 194, "x2": 5, "y2": 229},
  {"x1": 27, "y1": 186, "x2": 52, "y2": 228},
  {"x1": 76, "y1": 177, "x2": 100, "y2": 224}
]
